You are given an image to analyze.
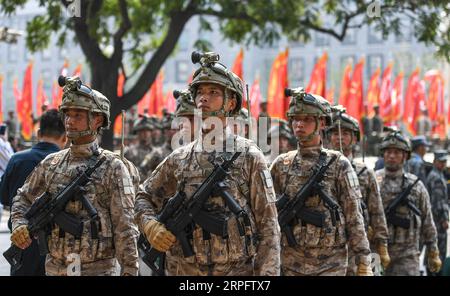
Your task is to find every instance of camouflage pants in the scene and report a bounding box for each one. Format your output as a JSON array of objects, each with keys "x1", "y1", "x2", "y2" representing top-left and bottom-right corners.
[
  {"x1": 165, "y1": 256, "x2": 254, "y2": 276},
  {"x1": 45, "y1": 256, "x2": 118, "y2": 276},
  {"x1": 281, "y1": 246, "x2": 348, "y2": 276},
  {"x1": 385, "y1": 253, "x2": 420, "y2": 276}
]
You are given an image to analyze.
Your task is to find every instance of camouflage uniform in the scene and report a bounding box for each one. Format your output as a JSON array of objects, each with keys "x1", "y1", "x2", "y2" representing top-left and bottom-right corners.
[
  {"x1": 377, "y1": 132, "x2": 439, "y2": 276},
  {"x1": 11, "y1": 77, "x2": 139, "y2": 276},
  {"x1": 426, "y1": 166, "x2": 449, "y2": 263},
  {"x1": 124, "y1": 117, "x2": 154, "y2": 178},
  {"x1": 135, "y1": 52, "x2": 280, "y2": 276},
  {"x1": 271, "y1": 88, "x2": 371, "y2": 276},
  {"x1": 140, "y1": 143, "x2": 173, "y2": 180},
  {"x1": 326, "y1": 109, "x2": 388, "y2": 275},
  {"x1": 135, "y1": 133, "x2": 281, "y2": 275}
]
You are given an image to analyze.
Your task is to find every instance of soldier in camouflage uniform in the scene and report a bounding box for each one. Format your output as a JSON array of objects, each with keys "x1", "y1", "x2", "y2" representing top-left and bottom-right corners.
[
  {"x1": 270, "y1": 88, "x2": 372, "y2": 276},
  {"x1": 124, "y1": 116, "x2": 154, "y2": 178},
  {"x1": 376, "y1": 132, "x2": 441, "y2": 276},
  {"x1": 135, "y1": 51, "x2": 281, "y2": 275},
  {"x1": 267, "y1": 119, "x2": 296, "y2": 163},
  {"x1": 10, "y1": 76, "x2": 139, "y2": 276},
  {"x1": 425, "y1": 150, "x2": 449, "y2": 274},
  {"x1": 327, "y1": 109, "x2": 389, "y2": 275},
  {"x1": 140, "y1": 113, "x2": 176, "y2": 180}
]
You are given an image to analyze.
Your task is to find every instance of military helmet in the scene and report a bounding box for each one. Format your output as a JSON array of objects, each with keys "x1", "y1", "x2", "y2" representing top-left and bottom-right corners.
[
  {"x1": 380, "y1": 131, "x2": 411, "y2": 158},
  {"x1": 161, "y1": 113, "x2": 175, "y2": 130},
  {"x1": 133, "y1": 115, "x2": 154, "y2": 133},
  {"x1": 329, "y1": 107, "x2": 361, "y2": 141},
  {"x1": 189, "y1": 51, "x2": 244, "y2": 115},
  {"x1": 285, "y1": 87, "x2": 332, "y2": 126},
  {"x1": 174, "y1": 89, "x2": 196, "y2": 117},
  {"x1": 58, "y1": 76, "x2": 111, "y2": 129},
  {"x1": 269, "y1": 119, "x2": 294, "y2": 139}
]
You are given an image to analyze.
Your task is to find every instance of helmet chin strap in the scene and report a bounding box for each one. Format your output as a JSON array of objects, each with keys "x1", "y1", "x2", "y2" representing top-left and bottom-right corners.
[
  {"x1": 297, "y1": 117, "x2": 320, "y2": 143},
  {"x1": 66, "y1": 111, "x2": 98, "y2": 140}
]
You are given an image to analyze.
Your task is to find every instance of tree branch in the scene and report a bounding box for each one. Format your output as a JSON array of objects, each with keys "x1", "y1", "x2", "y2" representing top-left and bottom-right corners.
[
  {"x1": 120, "y1": 8, "x2": 196, "y2": 112},
  {"x1": 111, "y1": 0, "x2": 131, "y2": 66},
  {"x1": 61, "y1": 0, "x2": 107, "y2": 65}
]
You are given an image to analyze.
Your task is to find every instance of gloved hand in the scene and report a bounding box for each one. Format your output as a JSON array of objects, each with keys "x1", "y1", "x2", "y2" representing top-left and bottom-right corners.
[
  {"x1": 427, "y1": 250, "x2": 442, "y2": 273},
  {"x1": 144, "y1": 219, "x2": 176, "y2": 252},
  {"x1": 357, "y1": 262, "x2": 374, "y2": 276},
  {"x1": 11, "y1": 225, "x2": 32, "y2": 249},
  {"x1": 377, "y1": 242, "x2": 391, "y2": 269}
]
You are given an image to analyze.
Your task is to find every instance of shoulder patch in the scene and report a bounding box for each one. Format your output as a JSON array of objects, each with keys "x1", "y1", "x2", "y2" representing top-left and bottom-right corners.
[
  {"x1": 260, "y1": 169, "x2": 273, "y2": 188},
  {"x1": 346, "y1": 170, "x2": 360, "y2": 189}
]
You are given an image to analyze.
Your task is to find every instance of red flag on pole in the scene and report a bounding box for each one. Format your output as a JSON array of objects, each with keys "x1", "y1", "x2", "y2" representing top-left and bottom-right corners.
[
  {"x1": 232, "y1": 48, "x2": 244, "y2": 80},
  {"x1": 72, "y1": 63, "x2": 82, "y2": 78},
  {"x1": 366, "y1": 67, "x2": 380, "y2": 118},
  {"x1": 379, "y1": 62, "x2": 393, "y2": 122},
  {"x1": 267, "y1": 49, "x2": 289, "y2": 119},
  {"x1": 20, "y1": 62, "x2": 33, "y2": 140},
  {"x1": 390, "y1": 72, "x2": 404, "y2": 124},
  {"x1": 425, "y1": 70, "x2": 446, "y2": 139},
  {"x1": 325, "y1": 87, "x2": 334, "y2": 104},
  {"x1": 403, "y1": 68, "x2": 423, "y2": 135},
  {"x1": 13, "y1": 79, "x2": 22, "y2": 122},
  {"x1": 346, "y1": 58, "x2": 364, "y2": 123},
  {"x1": 249, "y1": 77, "x2": 262, "y2": 118},
  {"x1": 338, "y1": 63, "x2": 352, "y2": 108},
  {"x1": 306, "y1": 52, "x2": 327, "y2": 98},
  {"x1": 36, "y1": 78, "x2": 47, "y2": 117},
  {"x1": 164, "y1": 89, "x2": 176, "y2": 113},
  {"x1": 148, "y1": 71, "x2": 164, "y2": 116},
  {"x1": 114, "y1": 71, "x2": 126, "y2": 137}
]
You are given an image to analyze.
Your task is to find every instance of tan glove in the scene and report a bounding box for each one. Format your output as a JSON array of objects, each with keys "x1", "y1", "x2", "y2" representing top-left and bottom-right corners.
[
  {"x1": 144, "y1": 219, "x2": 176, "y2": 252},
  {"x1": 377, "y1": 243, "x2": 391, "y2": 269},
  {"x1": 427, "y1": 250, "x2": 442, "y2": 273},
  {"x1": 357, "y1": 262, "x2": 374, "y2": 276},
  {"x1": 11, "y1": 225, "x2": 32, "y2": 249}
]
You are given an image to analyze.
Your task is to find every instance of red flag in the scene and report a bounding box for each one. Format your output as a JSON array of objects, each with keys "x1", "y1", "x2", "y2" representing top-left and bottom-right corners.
[
  {"x1": 20, "y1": 62, "x2": 33, "y2": 140},
  {"x1": 267, "y1": 49, "x2": 289, "y2": 119},
  {"x1": 425, "y1": 70, "x2": 446, "y2": 139},
  {"x1": 36, "y1": 78, "x2": 47, "y2": 117},
  {"x1": 54, "y1": 60, "x2": 69, "y2": 109},
  {"x1": 72, "y1": 63, "x2": 82, "y2": 78},
  {"x1": 390, "y1": 72, "x2": 404, "y2": 123},
  {"x1": 306, "y1": 52, "x2": 327, "y2": 98},
  {"x1": 338, "y1": 63, "x2": 352, "y2": 108},
  {"x1": 164, "y1": 90, "x2": 176, "y2": 113},
  {"x1": 0, "y1": 75, "x2": 3, "y2": 123},
  {"x1": 232, "y1": 48, "x2": 244, "y2": 80},
  {"x1": 148, "y1": 71, "x2": 164, "y2": 116},
  {"x1": 325, "y1": 87, "x2": 334, "y2": 104},
  {"x1": 13, "y1": 79, "x2": 22, "y2": 121},
  {"x1": 114, "y1": 71, "x2": 126, "y2": 137},
  {"x1": 403, "y1": 68, "x2": 424, "y2": 135},
  {"x1": 379, "y1": 62, "x2": 393, "y2": 122},
  {"x1": 250, "y1": 78, "x2": 262, "y2": 118},
  {"x1": 366, "y1": 67, "x2": 380, "y2": 117},
  {"x1": 346, "y1": 58, "x2": 364, "y2": 123}
]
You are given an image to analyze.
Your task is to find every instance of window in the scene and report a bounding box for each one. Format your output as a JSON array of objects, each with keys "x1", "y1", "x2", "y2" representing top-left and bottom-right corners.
[
  {"x1": 288, "y1": 39, "x2": 305, "y2": 48},
  {"x1": 175, "y1": 60, "x2": 190, "y2": 83},
  {"x1": 315, "y1": 32, "x2": 330, "y2": 46},
  {"x1": 8, "y1": 44, "x2": 18, "y2": 63},
  {"x1": 288, "y1": 57, "x2": 305, "y2": 85},
  {"x1": 367, "y1": 54, "x2": 383, "y2": 78},
  {"x1": 41, "y1": 68, "x2": 52, "y2": 91},
  {"x1": 368, "y1": 25, "x2": 383, "y2": 44},
  {"x1": 343, "y1": 28, "x2": 357, "y2": 45},
  {"x1": 395, "y1": 25, "x2": 412, "y2": 43}
]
